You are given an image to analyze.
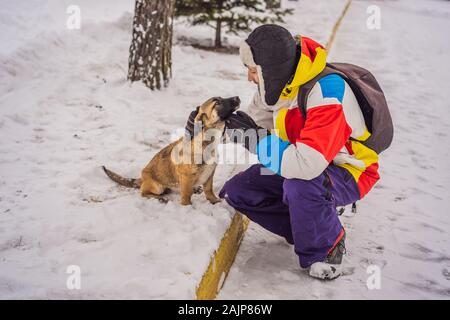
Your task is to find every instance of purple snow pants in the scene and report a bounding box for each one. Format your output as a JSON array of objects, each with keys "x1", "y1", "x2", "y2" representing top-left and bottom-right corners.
[{"x1": 219, "y1": 164, "x2": 360, "y2": 268}]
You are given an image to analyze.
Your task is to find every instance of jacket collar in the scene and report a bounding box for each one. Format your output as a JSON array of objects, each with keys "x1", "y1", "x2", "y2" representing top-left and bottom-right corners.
[{"x1": 278, "y1": 36, "x2": 327, "y2": 102}]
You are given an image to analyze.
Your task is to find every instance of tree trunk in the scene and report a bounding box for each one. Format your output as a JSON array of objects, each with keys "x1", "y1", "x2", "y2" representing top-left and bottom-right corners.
[
  {"x1": 214, "y1": 0, "x2": 223, "y2": 48},
  {"x1": 215, "y1": 19, "x2": 222, "y2": 48},
  {"x1": 128, "y1": 0, "x2": 175, "y2": 90}
]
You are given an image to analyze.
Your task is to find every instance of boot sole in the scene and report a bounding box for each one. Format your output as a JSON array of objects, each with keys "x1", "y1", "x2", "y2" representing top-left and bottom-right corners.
[{"x1": 309, "y1": 262, "x2": 342, "y2": 280}]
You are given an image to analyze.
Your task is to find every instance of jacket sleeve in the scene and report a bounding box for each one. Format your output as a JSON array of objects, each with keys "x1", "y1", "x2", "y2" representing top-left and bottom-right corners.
[{"x1": 258, "y1": 74, "x2": 352, "y2": 179}]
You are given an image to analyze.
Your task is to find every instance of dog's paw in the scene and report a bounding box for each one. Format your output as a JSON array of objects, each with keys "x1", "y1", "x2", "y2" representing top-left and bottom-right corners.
[
  {"x1": 207, "y1": 197, "x2": 221, "y2": 205},
  {"x1": 193, "y1": 186, "x2": 203, "y2": 194},
  {"x1": 158, "y1": 197, "x2": 169, "y2": 204}
]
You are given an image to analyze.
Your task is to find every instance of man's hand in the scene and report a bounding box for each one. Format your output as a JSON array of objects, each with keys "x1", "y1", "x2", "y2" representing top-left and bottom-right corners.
[
  {"x1": 225, "y1": 111, "x2": 259, "y2": 131},
  {"x1": 225, "y1": 111, "x2": 270, "y2": 153},
  {"x1": 184, "y1": 106, "x2": 200, "y2": 138}
]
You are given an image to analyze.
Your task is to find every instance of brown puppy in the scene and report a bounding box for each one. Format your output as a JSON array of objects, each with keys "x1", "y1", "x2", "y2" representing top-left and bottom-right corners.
[{"x1": 102, "y1": 96, "x2": 240, "y2": 205}]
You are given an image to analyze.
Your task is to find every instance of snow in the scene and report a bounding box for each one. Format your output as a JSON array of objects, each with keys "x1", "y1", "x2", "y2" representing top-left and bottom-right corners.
[
  {"x1": 0, "y1": 0, "x2": 255, "y2": 299},
  {"x1": 3, "y1": 0, "x2": 447, "y2": 300},
  {"x1": 219, "y1": 0, "x2": 450, "y2": 300},
  {"x1": 2, "y1": 0, "x2": 350, "y2": 298}
]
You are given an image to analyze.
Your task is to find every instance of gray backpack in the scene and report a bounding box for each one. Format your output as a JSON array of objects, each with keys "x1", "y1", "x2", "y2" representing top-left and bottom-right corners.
[{"x1": 298, "y1": 63, "x2": 394, "y2": 154}]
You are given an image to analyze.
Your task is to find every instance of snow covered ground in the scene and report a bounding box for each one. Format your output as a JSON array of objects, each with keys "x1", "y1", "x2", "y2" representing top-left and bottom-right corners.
[
  {"x1": 0, "y1": 0, "x2": 349, "y2": 299},
  {"x1": 219, "y1": 0, "x2": 450, "y2": 300},
  {"x1": 5, "y1": 0, "x2": 447, "y2": 300},
  {"x1": 0, "y1": 0, "x2": 244, "y2": 299}
]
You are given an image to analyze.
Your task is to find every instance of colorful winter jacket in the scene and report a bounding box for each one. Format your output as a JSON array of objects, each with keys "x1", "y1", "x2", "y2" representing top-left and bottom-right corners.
[{"x1": 250, "y1": 36, "x2": 380, "y2": 198}]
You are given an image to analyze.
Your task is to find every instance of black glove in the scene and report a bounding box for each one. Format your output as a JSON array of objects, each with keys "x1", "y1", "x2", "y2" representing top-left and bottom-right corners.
[
  {"x1": 225, "y1": 111, "x2": 259, "y2": 131},
  {"x1": 184, "y1": 106, "x2": 200, "y2": 139},
  {"x1": 225, "y1": 111, "x2": 270, "y2": 153}
]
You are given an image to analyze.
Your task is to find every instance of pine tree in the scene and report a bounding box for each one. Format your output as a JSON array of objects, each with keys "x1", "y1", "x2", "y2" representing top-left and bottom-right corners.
[
  {"x1": 175, "y1": 0, "x2": 293, "y2": 48},
  {"x1": 128, "y1": 0, "x2": 175, "y2": 90}
]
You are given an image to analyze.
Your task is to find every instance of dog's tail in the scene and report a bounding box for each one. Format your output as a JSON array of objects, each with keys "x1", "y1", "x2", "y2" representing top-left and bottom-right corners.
[{"x1": 102, "y1": 166, "x2": 141, "y2": 189}]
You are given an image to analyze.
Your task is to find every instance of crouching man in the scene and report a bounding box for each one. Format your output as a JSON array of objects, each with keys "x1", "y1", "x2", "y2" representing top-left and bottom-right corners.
[
  {"x1": 219, "y1": 25, "x2": 383, "y2": 280},
  {"x1": 186, "y1": 25, "x2": 393, "y2": 279}
]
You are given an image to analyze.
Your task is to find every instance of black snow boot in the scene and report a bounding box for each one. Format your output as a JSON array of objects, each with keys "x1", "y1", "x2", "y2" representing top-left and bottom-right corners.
[{"x1": 309, "y1": 231, "x2": 346, "y2": 280}]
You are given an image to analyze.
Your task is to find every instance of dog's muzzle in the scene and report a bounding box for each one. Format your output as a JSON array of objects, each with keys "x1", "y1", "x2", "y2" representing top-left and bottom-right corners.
[{"x1": 216, "y1": 96, "x2": 241, "y2": 120}]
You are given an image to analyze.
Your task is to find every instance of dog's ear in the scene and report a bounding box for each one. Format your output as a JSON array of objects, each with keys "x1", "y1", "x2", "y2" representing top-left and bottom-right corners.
[
  {"x1": 194, "y1": 105, "x2": 205, "y2": 124},
  {"x1": 195, "y1": 98, "x2": 217, "y2": 124}
]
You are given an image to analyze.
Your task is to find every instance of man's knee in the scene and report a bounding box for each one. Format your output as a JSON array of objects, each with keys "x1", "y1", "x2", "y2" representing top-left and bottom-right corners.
[
  {"x1": 220, "y1": 165, "x2": 261, "y2": 201},
  {"x1": 221, "y1": 164, "x2": 283, "y2": 208},
  {"x1": 220, "y1": 171, "x2": 247, "y2": 202}
]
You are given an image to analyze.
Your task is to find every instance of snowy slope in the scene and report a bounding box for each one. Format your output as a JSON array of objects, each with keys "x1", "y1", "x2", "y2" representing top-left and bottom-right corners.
[
  {"x1": 0, "y1": 0, "x2": 349, "y2": 299},
  {"x1": 219, "y1": 0, "x2": 450, "y2": 300},
  {"x1": 0, "y1": 0, "x2": 248, "y2": 299}
]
